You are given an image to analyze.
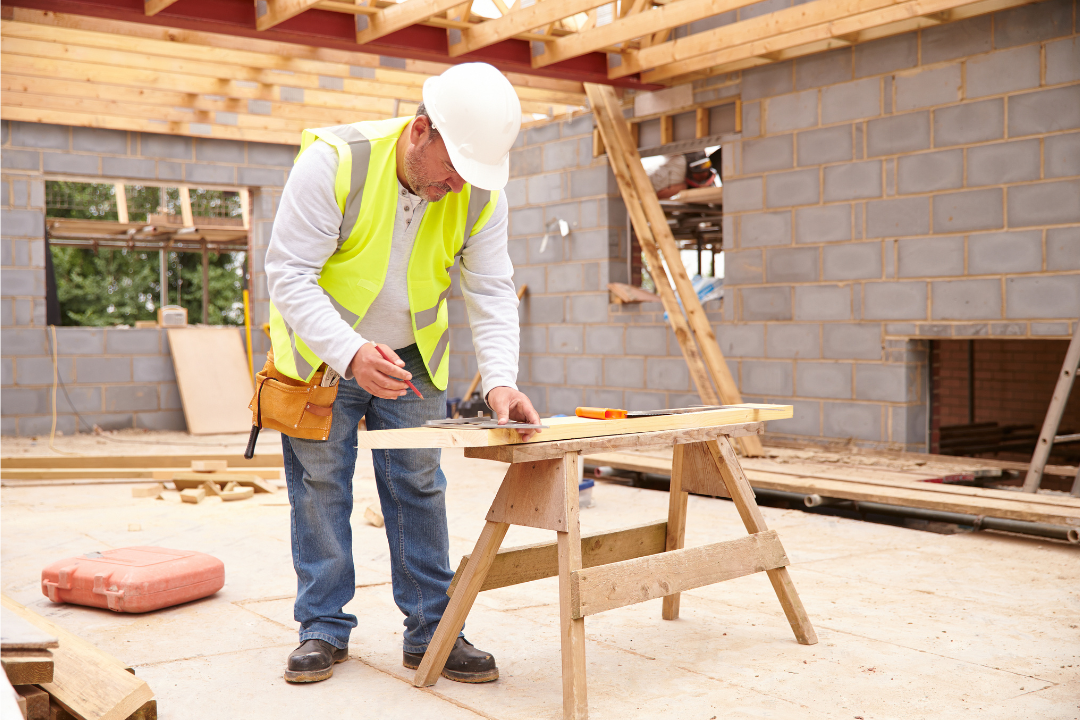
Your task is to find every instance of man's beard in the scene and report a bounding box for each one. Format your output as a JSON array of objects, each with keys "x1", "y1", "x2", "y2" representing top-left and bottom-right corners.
[{"x1": 403, "y1": 140, "x2": 453, "y2": 202}]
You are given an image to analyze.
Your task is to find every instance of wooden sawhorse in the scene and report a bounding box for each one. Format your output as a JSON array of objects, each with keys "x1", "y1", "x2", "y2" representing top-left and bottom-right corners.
[{"x1": 413, "y1": 421, "x2": 818, "y2": 719}]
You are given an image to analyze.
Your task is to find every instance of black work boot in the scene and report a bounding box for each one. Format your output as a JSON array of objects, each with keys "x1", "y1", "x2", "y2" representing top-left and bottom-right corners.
[
  {"x1": 402, "y1": 637, "x2": 499, "y2": 683},
  {"x1": 284, "y1": 639, "x2": 348, "y2": 683}
]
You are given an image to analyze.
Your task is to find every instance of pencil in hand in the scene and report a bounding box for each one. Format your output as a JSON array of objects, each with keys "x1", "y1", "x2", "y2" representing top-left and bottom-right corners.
[{"x1": 374, "y1": 344, "x2": 424, "y2": 399}]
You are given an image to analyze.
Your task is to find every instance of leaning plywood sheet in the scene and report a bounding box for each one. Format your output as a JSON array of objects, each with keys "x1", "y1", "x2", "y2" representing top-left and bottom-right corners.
[
  {"x1": 167, "y1": 328, "x2": 253, "y2": 435},
  {"x1": 1, "y1": 595, "x2": 153, "y2": 720},
  {"x1": 355, "y1": 404, "x2": 792, "y2": 449}
]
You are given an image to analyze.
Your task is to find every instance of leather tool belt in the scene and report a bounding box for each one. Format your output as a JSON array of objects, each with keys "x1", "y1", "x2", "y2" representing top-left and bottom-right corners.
[{"x1": 248, "y1": 350, "x2": 339, "y2": 441}]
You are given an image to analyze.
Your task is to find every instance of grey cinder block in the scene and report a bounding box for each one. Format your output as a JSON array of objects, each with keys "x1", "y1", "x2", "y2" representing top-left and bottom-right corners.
[
  {"x1": 195, "y1": 138, "x2": 246, "y2": 164},
  {"x1": 823, "y1": 242, "x2": 881, "y2": 281},
  {"x1": 854, "y1": 34, "x2": 916, "y2": 78},
  {"x1": 1006, "y1": 275, "x2": 1080, "y2": 319},
  {"x1": 1046, "y1": 37, "x2": 1080, "y2": 85},
  {"x1": 584, "y1": 325, "x2": 623, "y2": 355},
  {"x1": 966, "y1": 45, "x2": 1041, "y2": 100},
  {"x1": 797, "y1": 124, "x2": 853, "y2": 166},
  {"x1": 101, "y1": 157, "x2": 155, "y2": 179},
  {"x1": 855, "y1": 363, "x2": 912, "y2": 402},
  {"x1": 10, "y1": 122, "x2": 69, "y2": 150},
  {"x1": 894, "y1": 64, "x2": 961, "y2": 112},
  {"x1": 570, "y1": 294, "x2": 609, "y2": 324},
  {"x1": 2, "y1": 387, "x2": 51, "y2": 416},
  {"x1": 768, "y1": 398, "x2": 821, "y2": 437},
  {"x1": 716, "y1": 323, "x2": 765, "y2": 357},
  {"x1": 527, "y1": 234, "x2": 561, "y2": 263},
  {"x1": 796, "y1": 361, "x2": 851, "y2": 399},
  {"x1": 529, "y1": 173, "x2": 564, "y2": 203},
  {"x1": 157, "y1": 162, "x2": 182, "y2": 181},
  {"x1": 604, "y1": 357, "x2": 645, "y2": 388},
  {"x1": 1, "y1": 150, "x2": 40, "y2": 171},
  {"x1": 139, "y1": 133, "x2": 192, "y2": 160},
  {"x1": 585, "y1": 388, "x2": 624, "y2": 410},
  {"x1": 520, "y1": 325, "x2": 546, "y2": 354},
  {"x1": 543, "y1": 139, "x2": 579, "y2": 172},
  {"x1": 896, "y1": 149, "x2": 962, "y2": 195},
  {"x1": 71, "y1": 127, "x2": 127, "y2": 155},
  {"x1": 530, "y1": 356, "x2": 565, "y2": 384},
  {"x1": 1008, "y1": 85, "x2": 1080, "y2": 137},
  {"x1": 766, "y1": 168, "x2": 819, "y2": 208},
  {"x1": 1046, "y1": 227, "x2": 1080, "y2": 271},
  {"x1": 742, "y1": 61, "x2": 793, "y2": 100},
  {"x1": 569, "y1": 229, "x2": 611, "y2": 261},
  {"x1": 795, "y1": 48, "x2": 853, "y2": 91},
  {"x1": 247, "y1": 143, "x2": 298, "y2": 167},
  {"x1": 765, "y1": 90, "x2": 819, "y2": 134},
  {"x1": 920, "y1": 15, "x2": 992, "y2": 65},
  {"x1": 823, "y1": 323, "x2": 882, "y2": 360},
  {"x1": 135, "y1": 411, "x2": 187, "y2": 432},
  {"x1": 503, "y1": 178, "x2": 526, "y2": 208},
  {"x1": 723, "y1": 177, "x2": 763, "y2": 212},
  {"x1": 240, "y1": 167, "x2": 285, "y2": 187},
  {"x1": 931, "y1": 279, "x2": 1002, "y2": 320},
  {"x1": 743, "y1": 135, "x2": 794, "y2": 174},
  {"x1": 742, "y1": 101, "x2": 762, "y2": 138},
  {"x1": 823, "y1": 160, "x2": 882, "y2": 202},
  {"x1": 184, "y1": 163, "x2": 235, "y2": 184},
  {"x1": 566, "y1": 357, "x2": 601, "y2": 386},
  {"x1": 42, "y1": 153, "x2": 99, "y2": 175},
  {"x1": 133, "y1": 356, "x2": 176, "y2": 383},
  {"x1": 15, "y1": 357, "x2": 73, "y2": 386},
  {"x1": 76, "y1": 357, "x2": 132, "y2": 383},
  {"x1": 725, "y1": 249, "x2": 763, "y2": 285},
  {"x1": 510, "y1": 146, "x2": 541, "y2": 178},
  {"x1": 867, "y1": 197, "x2": 930, "y2": 237},
  {"x1": 794, "y1": 284, "x2": 852, "y2": 321},
  {"x1": 0, "y1": 209, "x2": 44, "y2": 238},
  {"x1": 766, "y1": 246, "x2": 819, "y2": 283},
  {"x1": 1045, "y1": 132, "x2": 1080, "y2": 178},
  {"x1": 933, "y1": 99, "x2": 1003, "y2": 147},
  {"x1": 739, "y1": 211, "x2": 792, "y2": 247},
  {"x1": 993, "y1": 0, "x2": 1072, "y2": 49},
  {"x1": 740, "y1": 286, "x2": 792, "y2": 321},
  {"x1": 1007, "y1": 179, "x2": 1080, "y2": 227},
  {"x1": 898, "y1": 236, "x2": 964, "y2": 278},
  {"x1": 766, "y1": 323, "x2": 820, "y2": 359},
  {"x1": 867, "y1": 112, "x2": 930, "y2": 157},
  {"x1": 525, "y1": 294, "x2": 562, "y2": 324},
  {"x1": 1031, "y1": 322, "x2": 1071, "y2": 336},
  {"x1": 1, "y1": 328, "x2": 46, "y2": 356},
  {"x1": 823, "y1": 401, "x2": 882, "y2": 441},
  {"x1": 626, "y1": 326, "x2": 667, "y2": 355},
  {"x1": 968, "y1": 230, "x2": 1042, "y2": 275},
  {"x1": 624, "y1": 391, "x2": 668, "y2": 412},
  {"x1": 55, "y1": 385, "x2": 102, "y2": 415},
  {"x1": 57, "y1": 327, "x2": 105, "y2": 355},
  {"x1": 104, "y1": 382, "x2": 159, "y2": 410},
  {"x1": 795, "y1": 204, "x2": 852, "y2": 244},
  {"x1": 1, "y1": 358, "x2": 11, "y2": 386},
  {"x1": 510, "y1": 207, "x2": 544, "y2": 236},
  {"x1": 548, "y1": 325, "x2": 583, "y2": 354},
  {"x1": 742, "y1": 360, "x2": 794, "y2": 396},
  {"x1": 525, "y1": 123, "x2": 560, "y2": 145},
  {"x1": 646, "y1": 357, "x2": 690, "y2": 391},
  {"x1": 863, "y1": 281, "x2": 927, "y2": 320},
  {"x1": 967, "y1": 139, "x2": 1041, "y2": 186}
]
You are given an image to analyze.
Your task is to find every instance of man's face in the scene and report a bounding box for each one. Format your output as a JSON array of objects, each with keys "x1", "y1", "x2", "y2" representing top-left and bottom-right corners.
[{"x1": 403, "y1": 119, "x2": 466, "y2": 202}]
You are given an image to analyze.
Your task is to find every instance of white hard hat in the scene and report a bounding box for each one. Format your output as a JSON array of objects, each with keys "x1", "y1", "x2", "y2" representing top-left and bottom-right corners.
[{"x1": 422, "y1": 63, "x2": 522, "y2": 191}]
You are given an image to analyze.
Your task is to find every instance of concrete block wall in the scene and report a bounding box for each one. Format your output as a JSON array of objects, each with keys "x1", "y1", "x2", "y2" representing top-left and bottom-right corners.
[
  {"x1": 1, "y1": 120, "x2": 290, "y2": 435},
  {"x1": 719, "y1": 0, "x2": 1080, "y2": 449}
]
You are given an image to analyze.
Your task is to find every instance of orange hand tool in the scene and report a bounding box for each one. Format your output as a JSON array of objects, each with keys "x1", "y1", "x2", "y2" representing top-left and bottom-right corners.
[{"x1": 575, "y1": 407, "x2": 627, "y2": 420}]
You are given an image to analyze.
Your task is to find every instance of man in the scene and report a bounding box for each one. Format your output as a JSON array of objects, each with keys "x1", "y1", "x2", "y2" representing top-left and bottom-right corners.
[{"x1": 265, "y1": 62, "x2": 540, "y2": 685}]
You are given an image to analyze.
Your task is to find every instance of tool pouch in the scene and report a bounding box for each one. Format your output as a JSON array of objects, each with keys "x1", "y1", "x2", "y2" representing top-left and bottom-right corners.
[{"x1": 248, "y1": 350, "x2": 339, "y2": 441}]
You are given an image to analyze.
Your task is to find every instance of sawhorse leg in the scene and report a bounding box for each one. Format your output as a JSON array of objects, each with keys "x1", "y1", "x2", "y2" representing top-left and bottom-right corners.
[
  {"x1": 712, "y1": 436, "x2": 818, "y2": 645},
  {"x1": 557, "y1": 452, "x2": 588, "y2": 719}
]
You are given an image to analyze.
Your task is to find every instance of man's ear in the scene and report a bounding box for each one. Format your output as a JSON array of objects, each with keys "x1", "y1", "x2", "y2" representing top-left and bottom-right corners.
[{"x1": 412, "y1": 116, "x2": 431, "y2": 144}]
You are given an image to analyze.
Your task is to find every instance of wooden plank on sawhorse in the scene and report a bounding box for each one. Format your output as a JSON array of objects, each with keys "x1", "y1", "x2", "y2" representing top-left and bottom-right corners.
[{"x1": 414, "y1": 420, "x2": 816, "y2": 720}]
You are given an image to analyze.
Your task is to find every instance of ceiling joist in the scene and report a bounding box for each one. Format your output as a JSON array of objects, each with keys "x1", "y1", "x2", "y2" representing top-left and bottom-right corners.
[
  {"x1": 254, "y1": 0, "x2": 323, "y2": 31},
  {"x1": 448, "y1": 0, "x2": 610, "y2": 57}
]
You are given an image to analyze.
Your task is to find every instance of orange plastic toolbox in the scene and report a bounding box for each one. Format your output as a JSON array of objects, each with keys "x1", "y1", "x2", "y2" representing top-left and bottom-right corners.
[{"x1": 41, "y1": 547, "x2": 224, "y2": 613}]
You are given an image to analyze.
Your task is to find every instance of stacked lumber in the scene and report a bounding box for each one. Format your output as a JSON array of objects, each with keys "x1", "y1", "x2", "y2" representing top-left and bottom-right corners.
[
  {"x1": 1, "y1": 596, "x2": 155, "y2": 720},
  {"x1": 585, "y1": 449, "x2": 1080, "y2": 531},
  {"x1": 0, "y1": 454, "x2": 283, "y2": 486}
]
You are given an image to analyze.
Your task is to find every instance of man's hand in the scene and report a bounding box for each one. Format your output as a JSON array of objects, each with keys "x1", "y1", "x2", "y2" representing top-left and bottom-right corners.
[
  {"x1": 487, "y1": 387, "x2": 541, "y2": 440},
  {"x1": 349, "y1": 342, "x2": 412, "y2": 399}
]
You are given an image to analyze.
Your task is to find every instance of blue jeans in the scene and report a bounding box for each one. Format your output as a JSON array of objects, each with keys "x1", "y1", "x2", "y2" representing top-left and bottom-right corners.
[{"x1": 282, "y1": 344, "x2": 455, "y2": 653}]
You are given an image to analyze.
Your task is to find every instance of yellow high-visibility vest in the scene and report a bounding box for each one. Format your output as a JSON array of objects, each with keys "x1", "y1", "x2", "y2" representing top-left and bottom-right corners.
[{"x1": 268, "y1": 117, "x2": 500, "y2": 390}]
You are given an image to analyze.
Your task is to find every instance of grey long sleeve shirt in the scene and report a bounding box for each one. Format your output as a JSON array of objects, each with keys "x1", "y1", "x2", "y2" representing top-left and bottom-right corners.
[{"x1": 265, "y1": 140, "x2": 520, "y2": 398}]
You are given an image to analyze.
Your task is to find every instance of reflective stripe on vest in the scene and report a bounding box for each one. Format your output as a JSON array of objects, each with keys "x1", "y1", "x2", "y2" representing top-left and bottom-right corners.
[{"x1": 268, "y1": 117, "x2": 500, "y2": 389}]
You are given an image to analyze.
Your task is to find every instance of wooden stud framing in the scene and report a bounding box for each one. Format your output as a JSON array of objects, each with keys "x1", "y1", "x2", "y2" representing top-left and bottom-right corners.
[
  {"x1": 659, "y1": 114, "x2": 673, "y2": 144},
  {"x1": 143, "y1": 0, "x2": 182, "y2": 15},
  {"x1": 448, "y1": 0, "x2": 612, "y2": 57},
  {"x1": 114, "y1": 183, "x2": 128, "y2": 224},
  {"x1": 356, "y1": 0, "x2": 466, "y2": 44},
  {"x1": 695, "y1": 107, "x2": 709, "y2": 139}
]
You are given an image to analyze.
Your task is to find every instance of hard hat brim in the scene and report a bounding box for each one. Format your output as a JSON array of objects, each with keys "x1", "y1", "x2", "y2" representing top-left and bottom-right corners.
[{"x1": 442, "y1": 140, "x2": 510, "y2": 192}]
